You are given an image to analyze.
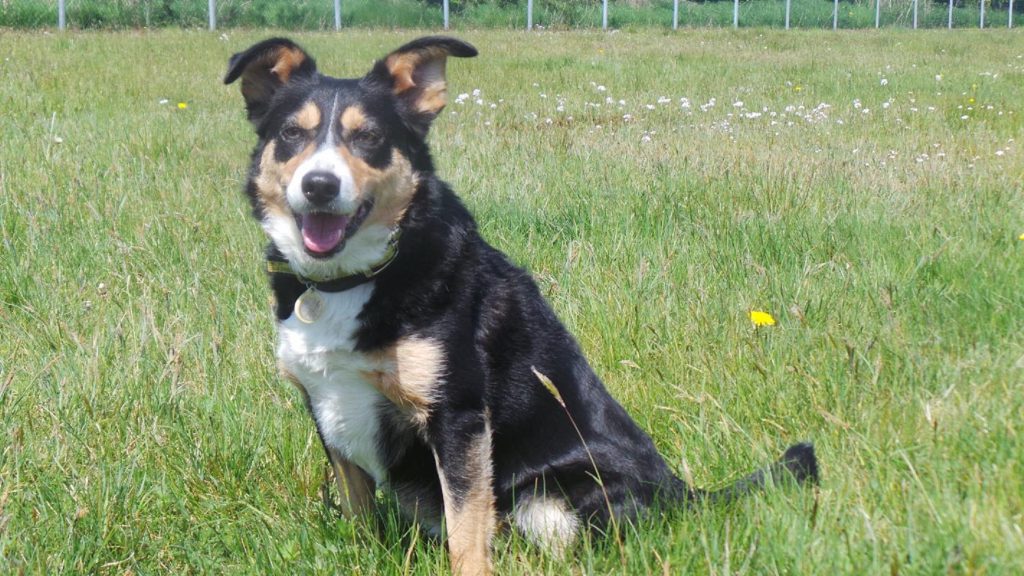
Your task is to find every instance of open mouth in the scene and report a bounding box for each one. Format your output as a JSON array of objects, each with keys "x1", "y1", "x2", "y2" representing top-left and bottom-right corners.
[{"x1": 296, "y1": 201, "x2": 373, "y2": 257}]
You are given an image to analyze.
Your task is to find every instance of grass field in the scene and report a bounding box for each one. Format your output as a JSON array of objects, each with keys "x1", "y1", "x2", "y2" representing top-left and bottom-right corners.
[
  {"x1": 4, "y1": 0, "x2": 1020, "y2": 30},
  {"x1": 1, "y1": 28, "x2": 1023, "y2": 574}
]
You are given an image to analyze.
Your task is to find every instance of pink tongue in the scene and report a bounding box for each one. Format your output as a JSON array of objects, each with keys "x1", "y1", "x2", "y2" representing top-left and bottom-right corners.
[{"x1": 301, "y1": 213, "x2": 348, "y2": 254}]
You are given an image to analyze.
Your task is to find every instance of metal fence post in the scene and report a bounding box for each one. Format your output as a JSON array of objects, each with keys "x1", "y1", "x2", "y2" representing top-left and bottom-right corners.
[
  {"x1": 673, "y1": 0, "x2": 679, "y2": 30},
  {"x1": 833, "y1": 0, "x2": 839, "y2": 29},
  {"x1": 948, "y1": 0, "x2": 954, "y2": 28},
  {"x1": 1009, "y1": 0, "x2": 1014, "y2": 28},
  {"x1": 603, "y1": 0, "x2": 609, "y2": 30},
  {"x1": 334, "y1": 0, "x2": 341, "y2": 30},
  {"x1": 876, "y1": 0, "x2": 881, "y2": 28},
  {"x1": 913, "y1": 0, "x2": 918, "y2": 28},
  {"x1": 785, "y1": 0, "x2": 791, "y2": 29},
  {"x1": 58, "y1": 0, "x2": 66, "y2": 29},
  {"x1": 208, "y1": 0, "x2": 215, "y2": 30},
  {"x1": 980, "y1": 0, "x2": 985, "y2": 28},
  {"x1": 733, "y1": 0, "x2": 739, "y2": 28},
  {"x1": 443, "y1": 0, "x2": 449, "y2": 30},
  {"x1": 527, "y1": 0, "x2": 532, "y2": 30}
]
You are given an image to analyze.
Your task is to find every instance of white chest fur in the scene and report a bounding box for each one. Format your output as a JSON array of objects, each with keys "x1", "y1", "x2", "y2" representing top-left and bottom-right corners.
[{"x1": 276, "y1": 283, "x2": 389, "y2": 483}]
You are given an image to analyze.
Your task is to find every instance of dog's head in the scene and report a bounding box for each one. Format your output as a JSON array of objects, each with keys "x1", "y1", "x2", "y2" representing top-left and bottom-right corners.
[{"x1": 225, "y1": 36, "x2": 477, "y2": 280}]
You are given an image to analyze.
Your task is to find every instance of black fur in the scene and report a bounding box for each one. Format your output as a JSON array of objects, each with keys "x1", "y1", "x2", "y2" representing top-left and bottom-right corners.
[{"x1": 227, "y1": 36, "x2": 819, "y2": 539}]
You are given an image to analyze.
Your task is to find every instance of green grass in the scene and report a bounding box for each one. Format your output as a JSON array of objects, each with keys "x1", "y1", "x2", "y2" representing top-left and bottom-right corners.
[{"x1": 1, "y1": 28, "x2": 1023, "y2": 574}]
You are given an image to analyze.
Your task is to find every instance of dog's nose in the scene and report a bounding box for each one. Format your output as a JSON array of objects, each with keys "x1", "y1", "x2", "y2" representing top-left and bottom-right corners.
[{"x1": 301, "y1": 171, "x2": 341, "y2": 205}]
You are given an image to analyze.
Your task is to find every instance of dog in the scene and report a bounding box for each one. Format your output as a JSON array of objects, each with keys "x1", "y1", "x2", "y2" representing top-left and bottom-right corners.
[{"x1": 224, "y1": 36, "x2": 818, "y2": 575}]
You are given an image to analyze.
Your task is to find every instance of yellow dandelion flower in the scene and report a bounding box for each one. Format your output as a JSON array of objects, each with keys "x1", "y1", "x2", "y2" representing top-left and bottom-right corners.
[
  {"x1": 968, "y1": 97, "x2": 975, "y2": 105},
  {"x1": 749, "y1": 310, "x2": 776, "y2": 327},
  {"x1": 177, "y1": 102, "x2": 188, "y2": 110},
  {"x1": 794, "y1": 85, "x2": 803, "y2": 92},
  {"x1": 1019, "y1": 232, "x2": 1024, "y2": 241}
]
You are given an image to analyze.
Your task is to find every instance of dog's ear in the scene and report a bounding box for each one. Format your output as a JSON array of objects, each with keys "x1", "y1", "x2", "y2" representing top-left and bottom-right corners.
[
  {"x1": 224, "y1": 38, "x2": 317, "y2": 126},
  {"x1": 364, "y1": 36, "x2": 477, "y2": 137}
]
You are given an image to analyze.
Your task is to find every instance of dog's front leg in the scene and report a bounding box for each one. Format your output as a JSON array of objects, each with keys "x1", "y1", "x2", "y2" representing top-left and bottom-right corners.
[
  {"x1": 431, "y1": 409, "x2": 496, "y2": 576},
  {"x1": 288, "y1": 372, "x2": 377, "y2": 518},
  {"x1": 325, "y1": 446, "x2": 376, "y2": 518}
]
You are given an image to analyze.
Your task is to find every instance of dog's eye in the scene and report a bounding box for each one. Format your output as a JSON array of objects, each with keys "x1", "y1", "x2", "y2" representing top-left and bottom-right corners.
[
  {"x1": 280, "y1": 126, "x2": 307, "y2": 144},
  {"x1": 350, "y1": 129, "x2": 383, "y2": 148}
]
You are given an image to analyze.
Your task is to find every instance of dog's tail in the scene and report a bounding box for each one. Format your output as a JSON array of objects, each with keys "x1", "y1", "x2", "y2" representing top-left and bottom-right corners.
[{"x1": 691, "y1": 442, "x2": 819, "y2": 505}]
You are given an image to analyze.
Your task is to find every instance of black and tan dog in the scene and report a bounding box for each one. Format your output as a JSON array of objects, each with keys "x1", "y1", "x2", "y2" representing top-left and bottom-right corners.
[{"x1": 224, "y1": 36, "x2": 818, "y2": 575}]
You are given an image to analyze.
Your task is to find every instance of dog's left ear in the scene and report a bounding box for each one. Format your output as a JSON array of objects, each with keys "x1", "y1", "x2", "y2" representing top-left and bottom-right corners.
[
  {"x1": 224, "y1": 37, "x2": 317, "y2": 127},
  {"x1": 364, "y1": 36, "x2": 477, "y2": 136}
]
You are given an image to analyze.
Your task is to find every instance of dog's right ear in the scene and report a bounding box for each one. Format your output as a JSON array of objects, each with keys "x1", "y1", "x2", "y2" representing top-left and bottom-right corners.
[{"x1": 224, "y1": 38, "x2": 317, "y2": 126}]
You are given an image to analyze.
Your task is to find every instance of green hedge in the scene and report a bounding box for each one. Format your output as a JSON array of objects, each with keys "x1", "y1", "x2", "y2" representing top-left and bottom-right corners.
[{"x1": 1, "y1": 0, "x2": 1016, "y2": 29}]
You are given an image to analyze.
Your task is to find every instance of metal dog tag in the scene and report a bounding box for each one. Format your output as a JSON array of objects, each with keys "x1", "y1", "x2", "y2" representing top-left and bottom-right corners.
[{"x1": 295, "y1": 289, "x2": 325, "y2": 324}]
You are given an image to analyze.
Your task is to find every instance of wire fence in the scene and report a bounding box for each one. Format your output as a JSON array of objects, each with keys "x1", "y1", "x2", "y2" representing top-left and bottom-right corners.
[{"x1": 3, "y1": 0, "x2": 1021, "y2": 31}]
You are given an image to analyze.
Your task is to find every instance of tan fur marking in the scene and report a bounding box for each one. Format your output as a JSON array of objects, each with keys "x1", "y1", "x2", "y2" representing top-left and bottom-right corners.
[
  {"x1": 294, "y1": 101, "x2": 321, "y2": 131},
  {"x1": 254, "y1": 140, "x2": 315, "y2": 216},
  {"x1": 416, "y1": 78, "x2": 449, "y2": 115},
  {"x1": 363, "y1": 337, "x2": 444, "y2": 429},
  {"x1": 385, "y1": 47, "x2": 451, "y2": 113},
  {"x1": 340, "y1": 146, "x2": 385, "y2": 196},
  {"x1": 339, "y1": 148, "x2": 419, "y2": 230},
  {"x1": 270, "y1": 46, "x2": 306, "y2": 83},
  {"x1": 385, "y1": 52, "x2": 420, "y2": 93},
  {"x1": 240, "y1": 46, "x2": 307, "y2": 106},
  {"x1": 436, "y1": 417, "x2": 496, "y2": 576},
  {"x1": 326, "y1": 447, "x2": 376, "y2": 518},
  {"x1": 340, "y1": 106, "x2": 367, "y2": 133}
]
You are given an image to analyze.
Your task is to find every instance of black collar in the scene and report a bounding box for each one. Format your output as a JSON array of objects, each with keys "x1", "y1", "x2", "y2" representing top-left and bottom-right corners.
[{"x1": 266, "y1": 230, "x2": 401, "y2": 293}]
